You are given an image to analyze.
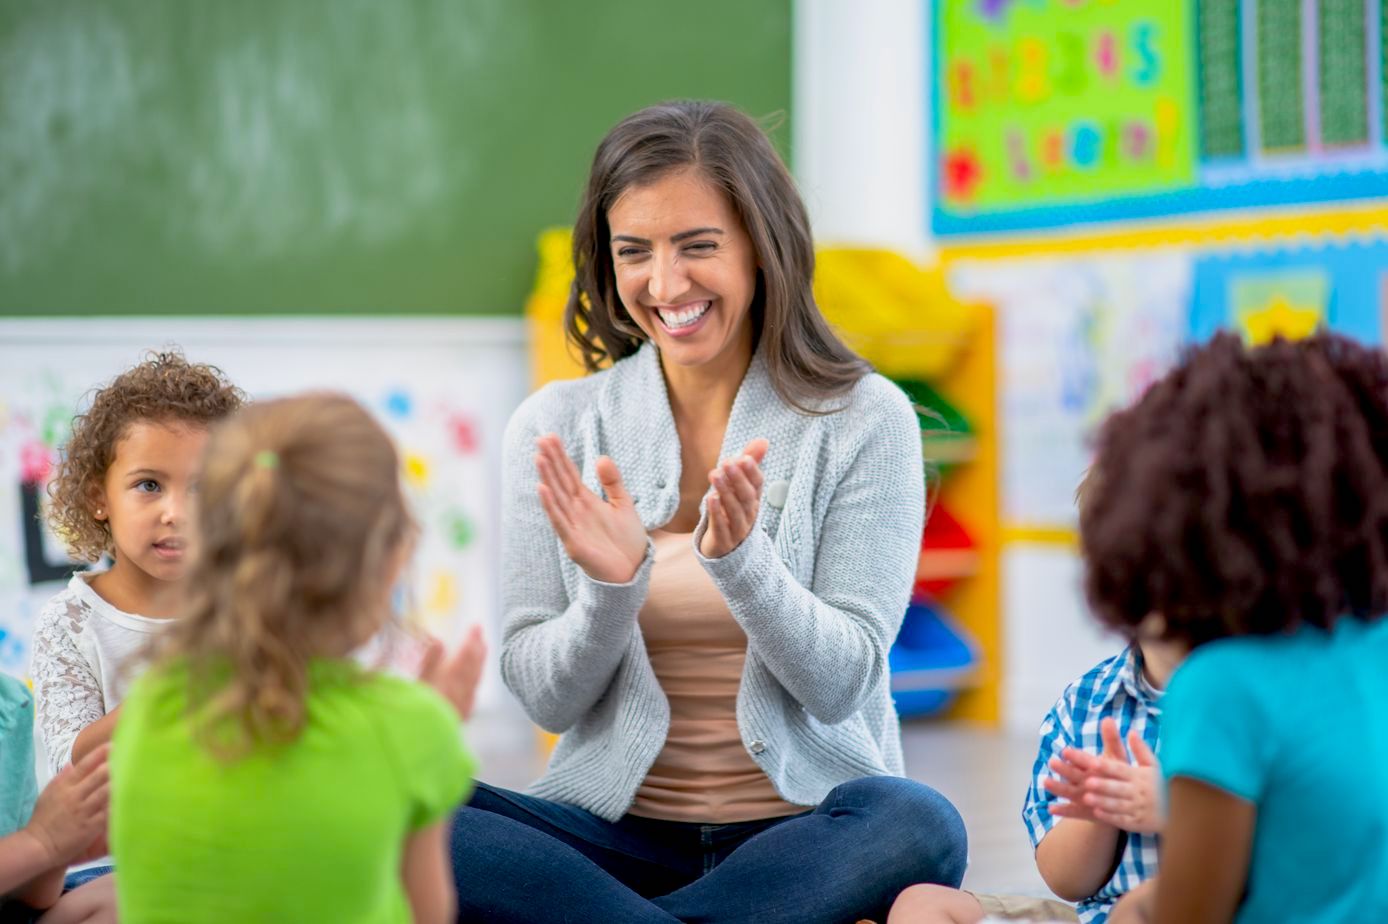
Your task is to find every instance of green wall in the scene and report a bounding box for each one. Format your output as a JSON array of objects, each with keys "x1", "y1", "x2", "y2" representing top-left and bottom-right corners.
[{"x1": 0, "y1": 1, "x2": 792, "y2": 315}]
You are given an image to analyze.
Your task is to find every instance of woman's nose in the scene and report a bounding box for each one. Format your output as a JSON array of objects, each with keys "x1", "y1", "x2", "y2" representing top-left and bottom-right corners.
[{"x1": 647, "y1": 252, "x2": 690, "y2": 305}]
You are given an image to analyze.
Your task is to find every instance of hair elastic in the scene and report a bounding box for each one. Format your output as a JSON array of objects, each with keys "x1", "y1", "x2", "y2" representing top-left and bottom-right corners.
[{"x1": 253, "y1": 450, "x2": 279, "y2": 470}]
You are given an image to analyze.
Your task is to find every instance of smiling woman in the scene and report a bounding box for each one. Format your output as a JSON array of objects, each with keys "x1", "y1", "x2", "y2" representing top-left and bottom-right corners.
[
  {"x1": 449, "y1": 101, "x2": 967, "y2": 923},
  {"x1": 607, "y1": 170, "x2": 758, "y2": 377}
]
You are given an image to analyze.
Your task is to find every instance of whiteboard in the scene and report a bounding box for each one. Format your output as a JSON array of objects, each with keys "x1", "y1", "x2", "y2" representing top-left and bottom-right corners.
[{"x1": 0, "y1": 317, "x2": 529, "y2": 714}]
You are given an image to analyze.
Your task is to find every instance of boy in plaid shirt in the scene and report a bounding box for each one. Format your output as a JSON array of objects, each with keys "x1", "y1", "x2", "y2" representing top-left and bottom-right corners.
[
  {"x1": 1019, "y1": 635, "x2": 1182, "y2": 923},
  {"x1": 889, "y1": 470, "x2": 1184, "y2": 924},
  {"x1": 888, "y1": 635, "x2": 1181, "y2": 924}
]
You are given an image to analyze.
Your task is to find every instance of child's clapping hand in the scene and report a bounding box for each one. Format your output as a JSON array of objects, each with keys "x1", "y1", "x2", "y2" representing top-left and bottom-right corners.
[
  {"x1": 25, "y1": 744, "x2": 110, "y2": 866},
  {"x1": 1044, "y1": 718, "x2": 1164, "y2": 834},
  {"x1": 418, "y1": 625, "x2": 488, "y2": 721}
]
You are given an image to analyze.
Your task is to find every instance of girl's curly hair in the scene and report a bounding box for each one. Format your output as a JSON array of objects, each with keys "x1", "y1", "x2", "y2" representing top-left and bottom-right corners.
[
  {"x1": 1081, "y1": 331, "x2": 1388, "y2": 649},
  {"x1": 47, "y1": 352, "x2": 246, "y2": 561}
]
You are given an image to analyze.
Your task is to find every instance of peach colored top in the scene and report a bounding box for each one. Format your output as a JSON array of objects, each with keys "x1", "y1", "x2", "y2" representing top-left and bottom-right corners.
[{"x1": 629, "y1": 530, "x2": 802, "y2": 823}]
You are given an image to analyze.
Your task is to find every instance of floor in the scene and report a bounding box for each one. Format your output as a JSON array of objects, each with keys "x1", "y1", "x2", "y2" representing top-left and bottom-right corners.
[{"x1": 469, "y1": 712, "x2": 1055, "y2": 900}]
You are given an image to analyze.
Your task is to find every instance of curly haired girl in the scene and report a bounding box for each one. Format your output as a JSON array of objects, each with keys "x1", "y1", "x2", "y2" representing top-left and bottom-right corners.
[
  {"x1": 32, "y1": 352, "x2": 245, "y2": 779},
  {"x1": 1080, "y1": 332, "x2": 1388, "y2": 923}
]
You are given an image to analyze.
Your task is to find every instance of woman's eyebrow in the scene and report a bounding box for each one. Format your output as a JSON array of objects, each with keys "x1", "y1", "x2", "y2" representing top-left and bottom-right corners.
[{"x1": 611, "y1": 227, "x2": 725, "y2": 245}]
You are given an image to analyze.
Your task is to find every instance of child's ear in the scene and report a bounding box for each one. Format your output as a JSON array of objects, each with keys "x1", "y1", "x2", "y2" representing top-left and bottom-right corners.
[
  {"x1": 87, "y1": 485, "x2": 108, "y2": 521},
  {"x1": 1137, "y1": 611, "x2": 1168, "y2": 638}
]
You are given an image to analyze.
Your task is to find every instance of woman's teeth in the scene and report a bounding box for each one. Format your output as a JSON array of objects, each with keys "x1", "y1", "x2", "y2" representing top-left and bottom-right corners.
[{"x1": 657, "y1": 301, "x2": 710, "y2": 329}]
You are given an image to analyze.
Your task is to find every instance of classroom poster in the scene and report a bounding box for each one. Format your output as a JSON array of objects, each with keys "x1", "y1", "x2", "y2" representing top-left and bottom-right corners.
[
  {"x1": 933, "y1": 0, "x2": 1388, "y2": 234},
  {"x1": 950, "y1": 228, "x2": 1388, "y2": 529},
  {"x1": 1189, "y1": 234, "x2": 1388, "y2": 343}
]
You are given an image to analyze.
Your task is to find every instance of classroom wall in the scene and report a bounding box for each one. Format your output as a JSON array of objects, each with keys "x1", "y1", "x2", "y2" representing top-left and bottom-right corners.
[
  {"x1": 0, "y1": 3, "x2": 793, "y2": 760},
  {"x1": 795, "y1": 0, "x2": 1388, "y2": 733},
  {"x1": 0, "y1": 0, "x2": 792, "y2": 315},
  {"x1": 795, "y1": 0, "x2": 1113, "y2": 733}
]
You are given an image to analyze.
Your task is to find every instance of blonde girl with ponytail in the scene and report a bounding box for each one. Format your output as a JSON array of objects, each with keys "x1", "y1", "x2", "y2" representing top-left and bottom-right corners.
[{"x1": 108, "y1": 393, "x2": 485, "y2": 924}]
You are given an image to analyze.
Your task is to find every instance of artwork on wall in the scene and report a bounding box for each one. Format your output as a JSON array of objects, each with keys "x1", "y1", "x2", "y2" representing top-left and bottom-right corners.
[
  {"x1": 949, "y1": 228, "x2": 1387, "y2": 528},
  {"x1": 1189, "y1": 233, "x2": 1388, "y2": 343},
  {"x1": 950, "y1": 250, "x2": 1190, "y2": 527},
  {"x1": 933, "y1": 0, "x2": 1388, "y2": 234},
  {"x1": 0, "y1": 319, "x2": 527, "y2": 704}
]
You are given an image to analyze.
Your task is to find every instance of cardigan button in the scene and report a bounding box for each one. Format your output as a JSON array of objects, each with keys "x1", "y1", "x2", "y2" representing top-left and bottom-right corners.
[
  {"x1": 748, "y1": 739, "x2": 766, "y2": 755},
  {"x1": 766, "y1": 480, "x2": 790, "y2": 509},
  {"x1": 656, "y1": 479, "x2": 667, "y2": 489}
]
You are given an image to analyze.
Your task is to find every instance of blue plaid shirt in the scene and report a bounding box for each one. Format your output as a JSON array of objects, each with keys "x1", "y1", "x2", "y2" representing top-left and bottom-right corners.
[{"x1": 1022, "y1": 646, "x2": 1162, "y2": 924}]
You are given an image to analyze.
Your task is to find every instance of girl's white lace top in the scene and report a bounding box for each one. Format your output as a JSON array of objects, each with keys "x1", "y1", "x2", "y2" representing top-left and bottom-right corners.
[{"x1": 30, "y1": 573, "x2": 165, "y2": 777}]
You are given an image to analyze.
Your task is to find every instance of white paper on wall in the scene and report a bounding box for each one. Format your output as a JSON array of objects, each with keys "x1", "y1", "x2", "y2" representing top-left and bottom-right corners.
[
  {"x1": 0, "y1": 317, "x2": 528, "y2": 714},
  {"x1": 951, "y1": 251, "x2": 1192, "y2": 528}
]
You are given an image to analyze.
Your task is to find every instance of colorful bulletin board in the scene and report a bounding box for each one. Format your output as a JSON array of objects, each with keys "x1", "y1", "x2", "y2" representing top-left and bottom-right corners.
[
  {"x1": 0, "y1": 319, "x2": 527, "y2": 711},
  {"x1": 934, "y1": 0, "x2": 1388, "y2": 234},
  {"x1": 948, "y1": 219, "x2": 1388, "y2": 530},
  {"x1": 1189, "y1": 233, "x2": 1388, "y2": 342}
]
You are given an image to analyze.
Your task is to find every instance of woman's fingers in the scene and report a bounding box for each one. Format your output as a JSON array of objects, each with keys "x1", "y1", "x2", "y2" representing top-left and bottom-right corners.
[
  {"x1": 703, "y1": 492, "x2": 740, "y2": 558},
  {"x1": 703, "y1": 494, "x2": 723, "y2": 551},
  {"x1": 741, "y1": 437, "x2": 769, "y2": 464},
  {"x1": 536, "y1": 484, "x2": 574, "y2": 539},
  {"x1": 74, "y1": 751, "x2": 110, "y2": 801},
  {"x1": 536, "y1": 457, "x2": 575, "y2": 520},
  {"x1": 716, "y1": 472, "x2": 752, "y2": 536},
  {"x1": 552, "y1": 438, "x2": 587, "y2": 498},
  {"x1": 536, "y1": 436, "x2": 580, "y2": 499},
  {"x1": 724, "y1": 458, "x2": 761, "y2": 507},
  {"x1": 595, "y1": 456, "x2": 631, "y2": 506},
  {"x1": 739, "y1": 455, "x2": 764, "y2": 493}
]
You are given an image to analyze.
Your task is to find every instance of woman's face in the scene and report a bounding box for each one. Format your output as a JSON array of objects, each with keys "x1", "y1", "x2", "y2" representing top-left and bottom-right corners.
[{"x1": 607, "y1": 168, "x2": 759, "y2": 375}]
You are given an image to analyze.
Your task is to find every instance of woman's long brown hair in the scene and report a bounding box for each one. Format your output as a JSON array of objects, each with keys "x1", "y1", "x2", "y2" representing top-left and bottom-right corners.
[{"x1": 566, "y1": 100, "x2": 870, "y2": 413}]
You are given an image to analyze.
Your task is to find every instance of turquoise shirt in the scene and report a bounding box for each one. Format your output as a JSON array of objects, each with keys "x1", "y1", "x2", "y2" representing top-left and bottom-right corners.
[
  {"x1": 0, "y1": 673, "x2": 37, "y2": 837},
  {"x1": 1162, "y1": 617, "x2": 1388, "y2": 922}
]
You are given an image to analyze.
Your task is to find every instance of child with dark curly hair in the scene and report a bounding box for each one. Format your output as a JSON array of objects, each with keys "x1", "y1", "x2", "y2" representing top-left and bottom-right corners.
[
  {"x1": 31, "y1": 353, "x2": 245, "y2": 787},
  {"x1": 1079, "y1": 332, "x2": 1388, "y2": 924}
]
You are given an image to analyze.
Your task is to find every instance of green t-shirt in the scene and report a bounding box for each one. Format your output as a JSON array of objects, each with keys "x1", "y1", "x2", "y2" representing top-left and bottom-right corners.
[{"x1": 111, "y1": 659, "x2": 474, "y2": 924}]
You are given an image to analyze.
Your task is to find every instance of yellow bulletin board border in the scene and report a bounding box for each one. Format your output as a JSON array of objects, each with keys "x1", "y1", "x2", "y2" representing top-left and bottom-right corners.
[{"x1": 938, "y1": 202, "x2": 1388, "y2": 263}]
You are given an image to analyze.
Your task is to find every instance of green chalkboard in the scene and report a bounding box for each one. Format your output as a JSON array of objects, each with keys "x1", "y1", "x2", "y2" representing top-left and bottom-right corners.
[{"x1": 0, "y1": 1, "x2": 791, "y2": 315}]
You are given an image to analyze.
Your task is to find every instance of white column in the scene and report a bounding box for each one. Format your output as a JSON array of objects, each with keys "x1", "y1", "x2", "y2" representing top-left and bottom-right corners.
[{"x1": 792, "y1": 0, "x2": 935, "y2": 261}]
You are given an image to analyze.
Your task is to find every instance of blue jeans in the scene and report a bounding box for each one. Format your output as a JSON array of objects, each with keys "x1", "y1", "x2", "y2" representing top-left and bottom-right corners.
[{"x1": 450, "y1": 776, "x2": 967, "y2": 923}]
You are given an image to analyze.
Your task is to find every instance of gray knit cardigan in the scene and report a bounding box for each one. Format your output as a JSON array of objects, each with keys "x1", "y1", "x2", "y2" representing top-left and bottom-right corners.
[{"x1": 499, "y1": 341, "x2": 925, "y2": 821}]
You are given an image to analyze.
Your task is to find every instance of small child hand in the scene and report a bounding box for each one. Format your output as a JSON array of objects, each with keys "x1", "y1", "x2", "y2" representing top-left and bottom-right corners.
[
  {"x1": 26, "y1": 744, "x2": 110, "y2": 866},
  {"x1": 418, "y1": 625, "x2": 487, "y2": 721},
  {"x1": 1044, "y1": 718, "x2": 1164, "y2": 834}
]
